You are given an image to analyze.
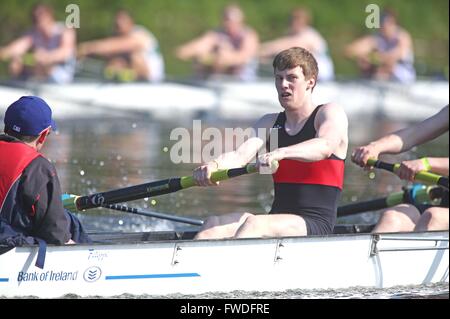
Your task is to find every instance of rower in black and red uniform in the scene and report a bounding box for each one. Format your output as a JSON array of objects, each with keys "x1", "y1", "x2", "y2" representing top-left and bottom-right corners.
[
  {"x1": 0, "y1": 96, "x2": 90, "y2": 266},
  {"x1": 269, "y1": 106, "x2": 345, "y2": 235},
  {"x1": 192, "y1": 47, "x2": 348, "y2": 239}
]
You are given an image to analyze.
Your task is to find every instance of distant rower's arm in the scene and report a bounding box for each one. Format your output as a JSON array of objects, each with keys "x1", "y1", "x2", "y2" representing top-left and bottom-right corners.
[
  {"x1": 0, "y1": 36, "x2": 32, "y2": 60},
  {"x1": 79, "y1": 33, "x2": 145, "y2": 57},
  {"x1": 41, "y1": 28, "x2": 76, "y2": 64},
  {"x1": 259, "y1": 36, "x2": 293, "y2": 58},
  {"x1": 344, "y1": 36, "x2": 375, "y2": 59},
  {"x1": 175, "y1": 33, "x2": 215, "y2": 61}
]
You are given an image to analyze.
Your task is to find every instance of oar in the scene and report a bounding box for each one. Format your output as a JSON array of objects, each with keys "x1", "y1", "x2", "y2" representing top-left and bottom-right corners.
[
  {"x1": 367, "y1": 158, "x2": 449, "y2": 189},
  {"x1": 63, "y1": 162, "x2": 270, "y2": 211},
  {"x1": 102, "y1": 203, "x2": 204, "y2": 226},
  {"x1": 338, "y1": 185, "x2": 444, "y2": 217}
]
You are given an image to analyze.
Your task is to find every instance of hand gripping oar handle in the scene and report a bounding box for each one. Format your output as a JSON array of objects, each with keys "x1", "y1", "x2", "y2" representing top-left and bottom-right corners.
[
  {"x1": 367, "y1": 158, "x2": 449, "y2": 189},
  {"x1": 64, "y1": 162, "x2": 263, "y2": 211}
]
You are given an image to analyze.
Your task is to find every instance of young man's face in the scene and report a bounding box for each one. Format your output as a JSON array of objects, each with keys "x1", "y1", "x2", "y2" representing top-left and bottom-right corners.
[{"x1": 274, "y1": 66, "x2": 314, "y2": 109}]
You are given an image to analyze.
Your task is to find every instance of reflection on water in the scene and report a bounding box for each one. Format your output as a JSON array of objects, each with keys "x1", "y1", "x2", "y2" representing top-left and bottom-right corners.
[{"x1": 45, "y1": 115, "x2": 448, "y2": 232}]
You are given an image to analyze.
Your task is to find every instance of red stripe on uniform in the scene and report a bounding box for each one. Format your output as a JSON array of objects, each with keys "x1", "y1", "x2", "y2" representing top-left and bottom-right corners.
[{"x1": 272, "y1": 159, "x2": 345, "y2": 189}]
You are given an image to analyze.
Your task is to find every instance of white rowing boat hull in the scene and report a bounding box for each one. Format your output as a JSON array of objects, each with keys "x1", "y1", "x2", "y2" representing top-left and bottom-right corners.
[{"x1": 0, "y1": 230, "x2": 448, "y2": 298}]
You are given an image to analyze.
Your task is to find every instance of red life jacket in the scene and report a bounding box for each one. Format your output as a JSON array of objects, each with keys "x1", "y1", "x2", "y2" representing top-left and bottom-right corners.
[{"x1": 0, "y1": 141, "x2": 41, "y2": 211}]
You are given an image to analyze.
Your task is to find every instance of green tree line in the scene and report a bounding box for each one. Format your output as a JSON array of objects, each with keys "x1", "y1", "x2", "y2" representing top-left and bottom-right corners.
[{"x1": 0, "y1": 0, "x2": 448, "y2": 79}]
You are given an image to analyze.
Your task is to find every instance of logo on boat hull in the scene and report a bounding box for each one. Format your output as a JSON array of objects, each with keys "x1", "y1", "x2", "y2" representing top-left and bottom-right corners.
[{"x1": 83, "y1": 266, "x2": 102, "y2": 283}]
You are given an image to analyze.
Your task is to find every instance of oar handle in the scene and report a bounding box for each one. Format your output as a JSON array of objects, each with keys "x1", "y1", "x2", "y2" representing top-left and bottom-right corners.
[
  {"x1": 367, "y1": 158, "x2": 449, "y2": 189},
  {"x1": 179, "y1": 163, "x2": 258, "y2": 188}
]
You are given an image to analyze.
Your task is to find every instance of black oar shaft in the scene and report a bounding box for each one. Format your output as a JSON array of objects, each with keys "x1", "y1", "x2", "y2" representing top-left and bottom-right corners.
[
  {"x1": 338, "y1": 198, "x2": 388, "y2": 217},
  {"x1": 437, "y1": 177, "x2": 449, "y2": 189},
  {"x1": 76, "y1": 178, "x2": 182, "y2": 210},
  {"x1": 337, "y1": 186, "x2": 444, "y2": 216},
  {"x1": 70, "y1": 163, "x2": 258, "y2": 211},
  {"x1": 103, "y1": 203, "x2": 204, "y2": 226}
]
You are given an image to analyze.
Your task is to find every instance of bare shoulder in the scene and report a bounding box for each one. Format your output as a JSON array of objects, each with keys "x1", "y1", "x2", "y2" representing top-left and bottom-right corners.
[
  {"x1": 244, "y1": 27, "x2": 259, "y2": 40},
  {"x1": 63, "y1": 26, "x2": 76, "y2": 37},
  {"x1": 398, "y1": 28, "x2": 412, "y2": 40},
  {"x1": 316, "y1": 103, "x2": 348, "y2": 127},
  {"x1": 319, "y1": 103, "x2": 347, "y2": 117}
]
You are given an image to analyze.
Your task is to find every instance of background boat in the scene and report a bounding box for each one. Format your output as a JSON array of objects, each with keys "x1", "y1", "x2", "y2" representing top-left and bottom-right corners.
[{"x1": 0, "y1": 79, "x2": 448, "y2": 122}]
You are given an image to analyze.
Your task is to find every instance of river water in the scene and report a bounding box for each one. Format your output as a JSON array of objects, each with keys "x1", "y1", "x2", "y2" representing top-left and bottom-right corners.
[{"x1": 13, "y1": 110, "x2": 450, "y2": 299}]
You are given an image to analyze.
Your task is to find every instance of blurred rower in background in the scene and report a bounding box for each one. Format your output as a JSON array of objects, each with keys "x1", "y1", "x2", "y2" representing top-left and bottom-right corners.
[
  {"x1": 0, "y1": 3, "x2": 76, "y2": 84},
  {"x1": 259, "y1": 7, "x2": 335, "y2": 82},
  {"x1": 175, "y1": 3, "x2": 259, "y2": 81},
  {"x1": 78, "y1": 9, "x2": 165, "y2": 83},
  {"x1": 345, "y1": 8, "x2": 416, "y2": 83}
]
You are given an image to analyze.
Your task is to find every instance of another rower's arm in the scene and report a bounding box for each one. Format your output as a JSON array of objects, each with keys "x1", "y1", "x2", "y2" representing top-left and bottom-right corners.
[
  {"x1": 265, "y1": 103, "x2": 348, "y2": 163},
  {"x1": 352, "y1": 105, "x2": 449, "y2": 167},
  {"x1": 396, "y1": 157, "x2": 449, "y2": 182},
  {"x1": 426, "y1": 157, "x2": 449, "y2": 176}
]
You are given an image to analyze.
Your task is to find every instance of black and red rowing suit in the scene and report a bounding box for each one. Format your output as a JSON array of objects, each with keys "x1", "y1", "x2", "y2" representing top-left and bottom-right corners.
[{"x1": 267, "y1": 105, "x2": 345, "y2": 235}]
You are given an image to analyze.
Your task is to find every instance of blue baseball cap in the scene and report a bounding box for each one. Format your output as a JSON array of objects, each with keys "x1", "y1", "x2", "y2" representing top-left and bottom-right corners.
[{"x1": 4, "y1": 96, "x2": 57, "y2": 136}]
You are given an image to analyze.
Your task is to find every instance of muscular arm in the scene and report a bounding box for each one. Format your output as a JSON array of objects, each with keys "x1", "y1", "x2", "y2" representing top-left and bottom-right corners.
[
  {"x1": 264, "y1": 104, "x2": 348, "y2": 163},
  {"x1": 193, "y1": 113, "x2": 276, "y2": 186},
  {"x1": 213, "y1": 113, "x2": 277, "y2": 169}
]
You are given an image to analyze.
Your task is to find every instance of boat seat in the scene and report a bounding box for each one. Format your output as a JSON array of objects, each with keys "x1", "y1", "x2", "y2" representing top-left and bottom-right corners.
[{"x1": 333, "y1": 224, "x2": 375, "y2": 234}]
